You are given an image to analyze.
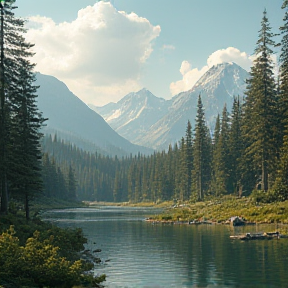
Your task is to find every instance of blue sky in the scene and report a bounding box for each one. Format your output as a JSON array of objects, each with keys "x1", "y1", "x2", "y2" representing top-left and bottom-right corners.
[{"x1": 15, "y1": 0, "x2": 283, "y2": 105}]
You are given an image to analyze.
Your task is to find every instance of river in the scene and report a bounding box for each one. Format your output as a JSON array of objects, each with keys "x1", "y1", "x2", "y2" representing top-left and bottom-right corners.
[{"x1": 43, "y1": 206, "x2": 288, "y2": 288}]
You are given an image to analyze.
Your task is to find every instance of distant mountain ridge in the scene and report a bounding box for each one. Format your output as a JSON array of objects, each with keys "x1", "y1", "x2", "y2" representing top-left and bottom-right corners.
[
  {"x1": 35, "y1": 73, "x2": 154, "y2": 156},
  {"x1": 91, "y1": 62, "x2": 249, "y2": 150},
  {"x1": 89, "y1": 88, "x2": 170, "y2": 143}
]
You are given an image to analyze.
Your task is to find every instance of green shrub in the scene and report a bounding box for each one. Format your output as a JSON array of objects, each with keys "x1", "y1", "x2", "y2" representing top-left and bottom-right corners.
[
  {"x1": 161, "y1": 215, "x2": 172, "y2": 221},
  {"x1": 0, "y1": 226, "x2": 105, "y2": 288},
  {"x1": 251, "y1": 190, "x2": 278, "y2": 203}
]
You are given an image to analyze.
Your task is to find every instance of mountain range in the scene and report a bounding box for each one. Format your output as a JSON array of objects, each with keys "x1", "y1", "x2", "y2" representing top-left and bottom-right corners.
[
  {"x1": 90, "y1": 62, "x2": 249, "y2": 149},
  {"x1": 35, "y1": 73, "x2": 154, "y2": 156}
]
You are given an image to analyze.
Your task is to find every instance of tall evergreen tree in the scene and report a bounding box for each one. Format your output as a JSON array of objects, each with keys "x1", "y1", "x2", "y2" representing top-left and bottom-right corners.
[
  {"x1": 191, "y1": 95, "x2": 211, "y2": 201},
  {"x1": 0, "y1": 0, "x2": 44, "y2": 216},
  {"x1": 242, "y1": 9, "x2": 277, "y2": 192},
  {"x1": 279, "y1": 0, "x2": 288, "y2": 138},
  {"x1": 273, "y1": 0, "x2": 288, "y2": 199},
  {"x1": 211, "y1": 105, "x2": 230, "y2": 196},
  {"x1": 185, "y1": 121, "x2": 193, "y2": 198},
  {"x1": 177, "y1": 137, "x2": 189, "y2": 201},
  {"x1": 10, "y1": 59, "x2": 45, "y2": 219},
  {"x1": 273, "y1": 132, "x2": 288, "y2": 200},
  {"x1": 228, "y1": 97, "x2": 244, "y2": 195},
  {"x1": 213, "y1": 114, "x2": 221, "y2": 147},
  {"x1": 67, "y1": 165, "x2": 77, "y2": 200}
]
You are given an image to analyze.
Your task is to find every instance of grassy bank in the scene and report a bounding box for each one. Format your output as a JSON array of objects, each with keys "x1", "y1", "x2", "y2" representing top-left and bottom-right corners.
[
  {"x1": 87, "y1": 200, "x2": 173, "y2": 208},
  {"x1": 31, "y1": 196, "x2": 86, "y2": 211},
  {"x1": 149, "y1": 196, "x2": 288, "y2": 224}
]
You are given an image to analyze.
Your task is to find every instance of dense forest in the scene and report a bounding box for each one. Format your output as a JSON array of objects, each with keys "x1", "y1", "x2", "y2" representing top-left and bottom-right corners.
[
  {"x1": 0, "y1": 2, "x2": 105, "y2": 288},
  {"x1": 0, "y1": 1, "x2": 287, "y2": 287},
  {"x1": 1, "y1": 1, "x2": 288, "y2": 214},
  {"x1": 41, "y1": 6, "x2": 288, "y2": 205}
]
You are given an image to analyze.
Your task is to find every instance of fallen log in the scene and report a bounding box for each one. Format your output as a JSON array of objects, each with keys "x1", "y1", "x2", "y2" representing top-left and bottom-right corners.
[{"x1": 230, "y1": 231, "x2": 288, "y2": 240}]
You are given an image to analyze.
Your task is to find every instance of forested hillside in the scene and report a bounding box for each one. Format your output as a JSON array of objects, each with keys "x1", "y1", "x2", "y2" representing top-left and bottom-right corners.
[
  {"x1": 42, "y1": 7, "x2": 288, "y2": 205},
  {"x1": 0, "y1": 2, "x2": 105, "y2": 287}
]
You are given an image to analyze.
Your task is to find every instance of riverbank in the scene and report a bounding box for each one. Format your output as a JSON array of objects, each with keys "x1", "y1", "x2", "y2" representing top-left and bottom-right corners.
[
  {"x1": 87, "y1": 200, "x2": 173, "y2": 208},
  {"x1": 32, "y1": 196, "x2": 86, "y2": 211},
  {"x1": 87, "y1": 196, "x2": 288, "y2": 224},
  {"x1": 0, "y1": 198, "x2": 105, "y2": 288},
  {"x1": 146, "y1": 196, "x2": 288, "y2": 225}
]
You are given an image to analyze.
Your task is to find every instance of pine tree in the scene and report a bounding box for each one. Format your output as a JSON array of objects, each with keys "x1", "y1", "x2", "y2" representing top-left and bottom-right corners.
[
  {"x1": 273, "y1": 0, "x2": 288, "y2": 200},
  {"x1": 273, "y1": 133, "x2": 288, "y2": 200},
  {"x1": 113, "y1": 169, "x2": 121, "y2": 202},
  {"x1": 191, "y1": 95, "x2": 211, "y2": 201},
  {"x1": 10, "y1": 59, "x2": 45, "y2": 219},
  {"x1": 211, "y1": 105, "x2": 230, "y2": 196},
  {"x1": 228, "y1": 97, "x2": 244, "y2": 195},
  {"x1": 67, "y1": 165, "x2": 77, "y2": 200},
  {"x1": 279, "y1": 0, "x2": 288, "y2": 138},
  {"x1": 242, "y1": 9, "x2": 277, "y2": 192},
  {"x1": 177, "y1": 137, "x2": 188, "y2": 201},
  {"x1": 185, "y1": 121, "x2": 193, "y2": 198},
  {"x1": 210, "y1": 115, "x2": 220, "y2": 197},
  {"x1": 0, "y1": 0, "x2": 45, "y2": 216},
  {"x1": 213, "y1": 114, "x2": 221, "y2": 148}
]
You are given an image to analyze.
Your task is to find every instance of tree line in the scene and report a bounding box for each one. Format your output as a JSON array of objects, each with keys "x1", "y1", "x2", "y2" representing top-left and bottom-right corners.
[
  {"x1": 0, "y1": 0, "x2": 45, "y2": 219},
  {"x1": 2, "y1": 1, "x2": 288, "y2": 215},
  {"x1": 43, "y1": 6, "x2": 288, "y2": 204}
]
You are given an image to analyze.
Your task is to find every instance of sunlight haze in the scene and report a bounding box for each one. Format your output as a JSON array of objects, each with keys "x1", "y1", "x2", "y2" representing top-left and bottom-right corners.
[{"x1": 16, "y1": 0, "x2": 282, "y2": 106}]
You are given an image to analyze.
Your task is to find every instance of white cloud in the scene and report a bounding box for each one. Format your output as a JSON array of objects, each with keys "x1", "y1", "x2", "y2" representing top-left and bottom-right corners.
[
  {"x1": 170, "y1": 63, "x2": 208, "y2": 96},
  {"x1": 207, "y1": 47, "x2": 252, "y2": 71},
  {"x1": 170, "y1": 47, "x2": 253, "y2": 96},
  {"x1": 26, "y1": 1, "x2": 161, "y2": 105}
]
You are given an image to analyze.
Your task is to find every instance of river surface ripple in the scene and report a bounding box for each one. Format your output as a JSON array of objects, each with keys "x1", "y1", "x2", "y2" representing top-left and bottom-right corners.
[{"x1": 43, "y1": 206, "x2": 288, "y2": 288}]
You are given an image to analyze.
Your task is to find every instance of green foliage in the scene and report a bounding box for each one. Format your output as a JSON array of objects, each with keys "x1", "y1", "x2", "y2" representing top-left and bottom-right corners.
[
  {"x1": 251, "y1": 189, "x2": 278, "y2": 203},
  {"x1": 0, "y1": 221, "x2": 105, "y2": 288},
  {"x1": 242, "y1": 9, "x2": 278, "y2": 192},
  {"x1": 161, "y1": 215, "x2": 172, "y2": 221},
  {"x1": 152, "y1": 196, "x2": 288, "y2": 224},
  {"x1": 36, "y1": 1, "x2": 288, "y2": 215},
  {"x1": 0, "y1": 0, "x2": 45, "y2": 219},
  {"x1": 211, "y1": 105, "x2": 230, "y2": 196},
  {"x1": 191, "y1": 95, "x2": 212, "y2": 201}
]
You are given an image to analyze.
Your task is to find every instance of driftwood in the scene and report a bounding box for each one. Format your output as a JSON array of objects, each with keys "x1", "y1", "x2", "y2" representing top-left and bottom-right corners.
[{"x1": 230, "y1": 231, "x2": 288, "y2": 240}]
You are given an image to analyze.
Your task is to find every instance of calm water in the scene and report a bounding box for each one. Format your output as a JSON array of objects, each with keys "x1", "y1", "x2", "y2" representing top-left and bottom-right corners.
[{"x1": 43, "y1": 206, "x2": 288, "y2": 288}]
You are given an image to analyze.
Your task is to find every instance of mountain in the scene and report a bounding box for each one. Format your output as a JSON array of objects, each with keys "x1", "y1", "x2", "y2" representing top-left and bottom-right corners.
[
  {"x1": 89, "y1": 88, "x2": 170, "y2": 144},
  {"x1": 93, "y1": 62, "x2": 249, "y2": 150},
  {"x1": 141, "y1": 62, "x2": 249, "y2": 149},
  {"x1": 35, "y1": 73, "x2": 154, "y2": 156}
]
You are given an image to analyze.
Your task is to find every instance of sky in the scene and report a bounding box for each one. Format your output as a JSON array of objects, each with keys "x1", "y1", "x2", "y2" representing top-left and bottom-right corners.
[{"x1": 15, "y1": 0, "x2": 283, "y2": 106}]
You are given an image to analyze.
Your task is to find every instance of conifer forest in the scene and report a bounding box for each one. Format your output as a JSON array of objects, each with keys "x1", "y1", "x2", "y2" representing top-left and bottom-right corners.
[
  {"x1": 0, "y1": 1, "x2": 288, "y2": 287},
  {"x1": 1, "y1": 1, "x2": 288, "y2": 215},
  {"x1": 42, "y1": 6, "x2": 288, "y2": 205}
]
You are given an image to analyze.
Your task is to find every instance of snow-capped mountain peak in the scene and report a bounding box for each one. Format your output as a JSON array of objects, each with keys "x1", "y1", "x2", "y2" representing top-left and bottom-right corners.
[{"x1": 94, "y1": 62, "x2": 249, "y2": 150}]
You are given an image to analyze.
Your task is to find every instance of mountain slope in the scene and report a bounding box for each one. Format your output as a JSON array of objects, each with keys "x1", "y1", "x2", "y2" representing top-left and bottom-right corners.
[
  {"x1": 35, "y1": 73, "x2": 153, "y2": 156},
  {"x1": 141, "y1": 62, "x2": 249, "y2": 148},
  {"x1": 94, "y1": 62, "x2": 249, "y2": 150},
  {"x1": 89, "y1": 88, "x2": 170, "y2": 142}
]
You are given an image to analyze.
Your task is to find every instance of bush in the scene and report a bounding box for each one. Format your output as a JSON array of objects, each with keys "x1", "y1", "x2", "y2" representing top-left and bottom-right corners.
[
  {"x1": 251, "y1": 190, "x2": 278, "y2": 203},
  {"x1": 0, "y1": 226, "x2": 105, "y2": 288},
  {"x1": 161, "y1": 215, "x2": 172, "y2": 221}
]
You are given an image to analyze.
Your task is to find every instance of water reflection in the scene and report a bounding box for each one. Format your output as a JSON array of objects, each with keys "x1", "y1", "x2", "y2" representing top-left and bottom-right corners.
[{"x1": 43, "y1": 207, "x2": 288, "y2": 288}]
